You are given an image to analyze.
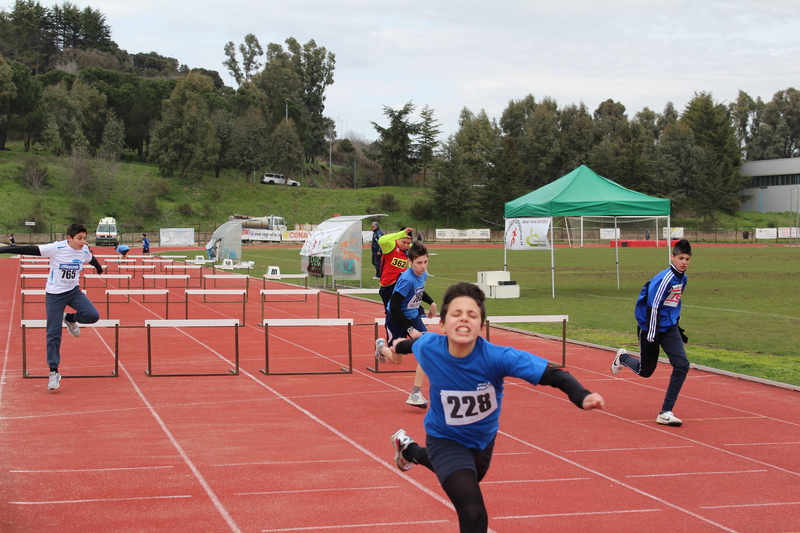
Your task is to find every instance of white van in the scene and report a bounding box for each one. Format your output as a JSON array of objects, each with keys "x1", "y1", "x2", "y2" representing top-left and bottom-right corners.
[
  {"x1": 260, "y1": 173, "x2": 300, "y2": 186},
  {"x1": 95, "y1": 217, "x2": 119, "y2": 246}
]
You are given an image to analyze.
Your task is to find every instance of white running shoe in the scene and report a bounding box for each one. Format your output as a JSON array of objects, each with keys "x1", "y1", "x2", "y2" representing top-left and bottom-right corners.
[
  {"x1": 391, "y1": 429, "x2": 415, "y2": 471},
  {"x1": 375, "y1": 338, "x2": 387, "y2": 363},
  {"x1": 63, "y1": 313, "x2": 80, "y2": 338},
  {"x1": 48, "y1": 371, "x2": 61, "y2": 390},
  {"x1": 406, "y1": 391, "x2": 427, "y2": 409},
  {"x1": 611, "y1": 348, "x2": 626, "y2": 375},
  {"x1": 656, "y1": 411, "x2": 683, "y2": 427}
]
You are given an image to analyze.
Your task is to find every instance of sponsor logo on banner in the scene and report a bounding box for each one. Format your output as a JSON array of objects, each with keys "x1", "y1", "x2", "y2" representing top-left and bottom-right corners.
[
  {"x1": 282, "y1": 230, "x2": 313, "y2": 242},
  {"x1": 504, "y1": 218, "x2": 551, "y2": 250},
  {"x1": 242, "y1": 228, "x2": 282, "y2": 242},
  {"x1": 435, "y1": 228, "x2": 491, "y2": 239}
]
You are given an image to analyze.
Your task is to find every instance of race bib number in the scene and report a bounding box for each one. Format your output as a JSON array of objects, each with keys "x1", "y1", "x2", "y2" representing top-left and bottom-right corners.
[
  {"x1": 406, "y1": 287, "x2": 424, "y2": 310},
  {"x1": 440, "y1": 384, "x2": 498, "y2": 426},
  {"x1": 57, "y1": 263, "x2": 81, "y2": 286},
  {"x1": 664, "y1": 283, "x2": 683, "y2": 307}
]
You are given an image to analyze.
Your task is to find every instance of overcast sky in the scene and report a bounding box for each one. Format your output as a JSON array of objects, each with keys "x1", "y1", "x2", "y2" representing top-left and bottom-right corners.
[{"x1": 25, "y1": 0, "x2": 800, "y2": 140}]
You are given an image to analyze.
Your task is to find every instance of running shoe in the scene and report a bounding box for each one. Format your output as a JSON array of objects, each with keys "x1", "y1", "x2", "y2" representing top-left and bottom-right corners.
[
  {"x1": 63, "y1": 313, "x2": 80, "y2": 338},
  {"x1": 391, "y1": 429, "x2": 414, "y2": 471},
  {"x1": 611, "y1": 348, "x2": 626, "y2": 375},
  {"x1": 375, "y1": 338, "x2": 387, "y2": 363},
  {"x1": 406, "y1": 391, "x2": 427, "y2": 409},
  {"x1": 656, "y1": 411, "x2": 683, "y2": 427},
  {"x1": 48, "y1": 371, "x2": 61, "y2": 390}
]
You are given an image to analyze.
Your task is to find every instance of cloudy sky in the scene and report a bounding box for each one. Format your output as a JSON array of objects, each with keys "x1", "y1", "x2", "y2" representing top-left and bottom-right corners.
[{"x1": 30, "y1": 0, "x2": 800, "y2": 140}]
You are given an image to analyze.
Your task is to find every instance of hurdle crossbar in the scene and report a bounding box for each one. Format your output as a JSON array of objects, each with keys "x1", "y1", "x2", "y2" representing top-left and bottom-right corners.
[
  {"x1": 21, "y1": 319, "x2": 120, "y2": 379},
  {"x1": 260, "y1": 318, "x2": 353, "y2": 375},
  {"x1": 203, "y1": 274, "x2": 250, "y2": 290},
  {"x1": 485, "y1": 315, "x2": 569, "y2": 367},
  {"x1": 184, "y1": 289, "x2": 248, "y2": 324},
  {"x1": 144, "y1": 319, "x2": 240, "y2": 377},
  {"x1": 262, "y1": 273, "x2": 309, "y2": 289},
  {"x1": 336, "y1": 288, "x2": 380, "y2": 319},
  {"x1": 20, "y1": 274, "x2": 48, "y2": 289},
  {"x1": 368, "y1": 316, "x2": 440, "y2": 373},
  {"x1": 21, "y1": 289, "x2": 87, "y2": 319},
  {"x1": 83, "y1": 274, "x2": 132, "y2": 290},
  {"x1": 105, "y1": 289, "x2": 172, "y2": 319},
  {"x1": 260, "y1": 289, "x2": 320, "y2": 321},
  {"x1": 142, "y1": 274, "x2": 190, "y2": 289}
]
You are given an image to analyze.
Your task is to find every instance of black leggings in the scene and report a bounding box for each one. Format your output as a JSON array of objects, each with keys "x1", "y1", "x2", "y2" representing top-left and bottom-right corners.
[{"x1": 405, "y1": 444, "x2": 489, "y2": 533}]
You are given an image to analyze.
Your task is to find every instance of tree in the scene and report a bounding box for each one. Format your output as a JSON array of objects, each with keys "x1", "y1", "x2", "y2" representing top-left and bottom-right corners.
[
  {"x1": 0, "y1": 55, "x2": 18, "y2": 151},
  {"x1": 417, "y1": 104, "x2": 441, "y2": 186},
  {"x1": 368, "y1": 101, "x2": 420, "y2": 185},
  {"x1": 229, "y1": 106, "x2": 270, "y2": 178},
  {"x1": 481, "y1": 136, "x2": 524, "y2": 226},
  {"x1": 267, "y1": 119, "x2": 305, "y2": 178},
  {"x1": 557, "y1": 102, "x2": 593, "y2": 174},
  {"x1": 6, "y1": 58, "x2": 44, "y2": 151},
  {"x1": 747, "y1": 88, "x2": 800, "y2": 160},
  {"x1": 453, "y1": 107, "x2": 497, "y2": 182},
  {"x1": 499, "y1": 94, "x2": 536, "y2": 140},
  {"x1": 430, "y1": 137, "x2": 474, "y2": 226},
  {"x1": 517, "y1": 97, "x2": 560, "y2": 187},
  {"x1": 223, "y1": 33, "x2": 264, "y2": 86},
  {"x1": 40, "y1": 78, "x2": 109, "y2": 155},
  {"x1": 98, "y1": 113, "x2": 124, "y2": 159},
  {"x1": 150, "y1": 72, "x2": 219, "y2": 179}
]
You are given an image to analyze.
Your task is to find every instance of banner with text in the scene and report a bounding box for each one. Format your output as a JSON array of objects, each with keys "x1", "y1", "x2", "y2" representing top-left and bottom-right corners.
[
  {"x1": 282, "y1": 229, "x2": 313, "y2": 242},
  {"x1": 504, "y1": 218, "x2": 551, "y2": 250},
  {"x1": 435, "y1": 228, "x2": 491, "y2": 240}
]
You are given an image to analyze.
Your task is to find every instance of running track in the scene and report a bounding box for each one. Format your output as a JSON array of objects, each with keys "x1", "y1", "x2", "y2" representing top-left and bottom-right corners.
[{"x1": 1, "y1": 254, "x2": 799, "y2": 533}]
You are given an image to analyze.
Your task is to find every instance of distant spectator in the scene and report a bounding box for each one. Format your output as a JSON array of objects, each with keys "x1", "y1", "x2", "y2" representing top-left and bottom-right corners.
[
  {"x1": 370, "y1": 221, "x2": 384, "y2": 280},
  {"x1": 645, "y1": 230, "x2": 650, "y2": 240},
  {"x1": 9, "y1": 234, "x2": 15, "y2": 245}
]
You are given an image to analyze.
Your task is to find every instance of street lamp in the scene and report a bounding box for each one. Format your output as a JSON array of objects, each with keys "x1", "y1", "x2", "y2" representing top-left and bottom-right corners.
[{"x1": 285, "y1": 99, "x2": 289, "y2": 123}]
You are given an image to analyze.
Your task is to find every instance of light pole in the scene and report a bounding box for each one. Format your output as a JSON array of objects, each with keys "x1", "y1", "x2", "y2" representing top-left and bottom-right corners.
[{"x1": 285, "y1": 99, "x2": 289, "y2": 123}]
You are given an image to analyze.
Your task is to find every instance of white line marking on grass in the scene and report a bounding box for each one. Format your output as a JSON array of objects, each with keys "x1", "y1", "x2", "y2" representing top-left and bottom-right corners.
[
  {"x1": 262, "y1": 520, "x2": 449, "y2": 532},
  {"x1": 236, "y1": 485, "x2": 397, "y2": 496},
  {"x1": 627, "y1": 469, "x2": 767, "y2": 478},
  {"x1": 701, "y1": 501, "x2": 800, "y2": 509},
  {"x1": 11, "y1": 494, "x2": 191, "y2": 505},
  {"x1": 496, "y1": 508, "x2": 663, "y2": 520},
  {"x1": 11, "y1": 466, "x2": 174, "y2": 473}
]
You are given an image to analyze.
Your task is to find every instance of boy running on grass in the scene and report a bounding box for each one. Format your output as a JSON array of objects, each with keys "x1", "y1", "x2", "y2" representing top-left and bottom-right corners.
[
  {"x1": 375, "y1": 242, "x2": 436, "y2": 408},
  {"x1": 377, "y1": 282, "x2": 604, "y2": 533},
  {"x1": 0, "y1": 223, "x2": 103, "y2": 390},
  {"x1": 611, "y1": 239, "x2": 692, "y2": 427}
]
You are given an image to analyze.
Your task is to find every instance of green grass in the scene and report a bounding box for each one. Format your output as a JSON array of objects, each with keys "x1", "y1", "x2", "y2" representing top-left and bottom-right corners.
[{"x1": 239, "y1": 244, "x2": 800, "y2": 386}]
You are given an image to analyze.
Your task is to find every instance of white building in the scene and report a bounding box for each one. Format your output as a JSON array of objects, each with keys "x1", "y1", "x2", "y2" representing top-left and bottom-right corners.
[{"x1": 739, "y1": 157, "x2": 800, "y2": 213}]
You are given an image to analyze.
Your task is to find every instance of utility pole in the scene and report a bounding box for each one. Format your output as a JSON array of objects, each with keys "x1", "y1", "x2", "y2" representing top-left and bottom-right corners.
[{"x1": 285, "y1": 99, "x2": 289, "y2": 123}]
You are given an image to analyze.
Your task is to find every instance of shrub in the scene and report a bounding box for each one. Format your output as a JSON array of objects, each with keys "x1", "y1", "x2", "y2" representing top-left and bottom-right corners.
[
  {"x1": 177, "y1": 201, "x2": 194, "y2": 215},
  {"x1": 410, "y1": 199, "x2": 432, "y2": 219},
  {"x1": 376, "y1": 192, "x2": 400, "y2": 211}
]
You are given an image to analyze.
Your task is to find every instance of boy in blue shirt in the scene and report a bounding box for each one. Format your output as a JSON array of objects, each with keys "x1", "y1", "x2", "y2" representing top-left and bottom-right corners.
[
  {"x1": 611, "y1": 239, "x2": 692, "y2": 427},
  {"x1": 141, "y1": 234, "x2": 150, "y2": 254},
  {"x1": 378, "y1": 282, "x2": 604, "y2": 532},
  {"x1": 377, "y1": 241, "x2": 436, "y2": 408}
]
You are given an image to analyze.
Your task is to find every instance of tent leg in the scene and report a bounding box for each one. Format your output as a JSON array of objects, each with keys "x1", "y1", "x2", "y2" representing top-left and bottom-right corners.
[
  {"x1": 550, "y1": 218, "x2": 555, "y2": 298},
  {"x1": 615, "y1": 216, "x2": 619, "y2": 290}
]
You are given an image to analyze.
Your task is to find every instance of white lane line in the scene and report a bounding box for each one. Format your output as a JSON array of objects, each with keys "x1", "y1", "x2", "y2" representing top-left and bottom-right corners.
[
  {"x1": 702, "y1": 501, "x2": 800, "y2": 509},
  {"x1": 11, "y1": 466, "x2": 174, "y2": 473},
  {"x1": 212, "y1": 459, "x2": 358, "y2": 467},
  {"x1": 92, "y1": 333, "x2": 243, "y2": 533},
  {"x1": 482, "y1": 477, "x2": 590, "y2": 485},
  {"x1": 565, "y1": 445, "x2": 694, "y2": 453},
  {"x1": 723, "y1": 441, "x2": 800, "y2": 447},
  {"x1": 11, "y1": 494, "x2": 191, "y2": 505},
  {"x1": 236, "y1": 485, "x2": 397, "y2": 496},
  {"x1": 496, "y1": 508, "x2": 663, "y2": 520},
  {"x1": 0, "y1": 271, "x2": 20, "y2": 410},
  {"x1": 262, "y1": 520, "x2": 449, "y2": 532},
  {"x1": 627, "y1": 469, "x2": 767, "y2": 478}
]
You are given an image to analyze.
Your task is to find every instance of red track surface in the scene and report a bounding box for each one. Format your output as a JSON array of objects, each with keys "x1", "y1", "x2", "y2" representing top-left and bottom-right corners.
[{"x1": 1, "y1": 255, "x2": 799, "y2": 533}]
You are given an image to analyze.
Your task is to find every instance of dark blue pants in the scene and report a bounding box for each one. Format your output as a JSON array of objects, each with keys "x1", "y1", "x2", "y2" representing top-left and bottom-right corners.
[
  {"x1": 45, "y1": 286, "x2": 100, "y2": 369},
  {"x1": 620, "y1": 324, "x2": 689, "y2": 412}
]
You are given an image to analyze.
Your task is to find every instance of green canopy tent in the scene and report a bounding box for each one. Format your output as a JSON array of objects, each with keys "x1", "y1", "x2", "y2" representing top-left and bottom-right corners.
[{"x1": 504, "y1": 165, "x2": 671, "y2": 297}]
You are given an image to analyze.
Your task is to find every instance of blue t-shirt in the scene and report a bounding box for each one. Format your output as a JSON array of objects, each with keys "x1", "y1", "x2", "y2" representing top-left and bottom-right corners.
[
  {"x1": 116, "y1": 245, "x2": 130, "y2": 254},
  {"x1": 386, "y1": 268, "x2": 428, "y2": 321},
  {"x1": 413, "y1": 334, "x2": 549, "y2": 450}
]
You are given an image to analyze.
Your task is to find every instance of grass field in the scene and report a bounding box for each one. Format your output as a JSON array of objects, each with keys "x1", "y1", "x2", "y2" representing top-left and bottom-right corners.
[{"x1": 238, "y1": 243, "x2": 800, "y2": 386}]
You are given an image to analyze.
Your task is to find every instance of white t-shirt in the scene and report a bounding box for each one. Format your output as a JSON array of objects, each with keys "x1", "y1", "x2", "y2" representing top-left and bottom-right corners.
[{"x1": 39, "y1": 240, "x2": 93, "y2": 294}]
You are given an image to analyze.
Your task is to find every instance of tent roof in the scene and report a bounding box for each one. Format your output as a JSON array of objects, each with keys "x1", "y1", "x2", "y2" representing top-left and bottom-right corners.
[{"x1": 504, "y1": 165, "x2": 670, "y2": 218}]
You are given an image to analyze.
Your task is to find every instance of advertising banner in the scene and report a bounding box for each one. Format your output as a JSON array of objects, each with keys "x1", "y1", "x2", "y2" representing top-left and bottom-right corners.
[
  {"x1": 504, "y1": 218, "x2": 551, "y2": 250},
  {"x1": 435, "y1": 228, "x2": 491, "y2": 239},
  {"x1": 300, "y1": 226, "x2": 348, "y2": 257},
  {"x1": 282, "y1": 229, "x2": 313, "y2": 242},
  {"x1": 242, "y1": 228, "x2": 281, "y2": 242}
]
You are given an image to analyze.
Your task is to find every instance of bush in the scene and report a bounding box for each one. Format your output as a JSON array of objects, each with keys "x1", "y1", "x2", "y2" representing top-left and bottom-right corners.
[
  {"x1": 20, "y1": 156, "x2": 49, "y2": 193},
  {"x1": 376, "y1": 192, "x2": 400, "y2": 211},
  {"x1": 177, "y1": 201, "x2": 194, "y2": 215},
  {"x1": 410, "y1": 199, "x2": 432, "y2": 219}
]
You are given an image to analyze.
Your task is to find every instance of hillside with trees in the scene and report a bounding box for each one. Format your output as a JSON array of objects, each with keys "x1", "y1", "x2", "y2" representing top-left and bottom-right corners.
[{"x1": 2, "y1": 0, "x2": 800, "y2": 233}]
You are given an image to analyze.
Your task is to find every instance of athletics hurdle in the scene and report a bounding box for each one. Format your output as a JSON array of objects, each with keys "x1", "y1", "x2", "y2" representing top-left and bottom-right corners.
[
  {"x1": 144, "y1": 319, "x2": 240, "y2": 377},
  {"x1": 260, "y1": 318, "x2": 353, "y2": 375},
  {"x1": 184, "y1": 289, "x2": 248, "y2": 324},
  {"x1": 20, "y1": 274, "x2": 48, "y2": 289},
  {"x1": 21, "y1": 319, "x2": 120, "y2": 379},
  {"x1": 367, "y1": 316, "x2": 441, "y2": 373},
  {"x1": 118, "y1": 264, "x2": 156, "y2": 280},
  {"x1": 105, "y1": 289, "x2": 173, "y2": 319},
  {"x1": 260, "y1": 289, "x2": 320, "y2": 322},
  {"x1": 21, "y1": 289, "x2": 87, "y2": 319},
  {"x1": 263, "y1": 273, "x2": 309, "y2": 289},
  {"x1": 336, "y1": 288, "x2": 380, "y2": 318},
  {"x1": 485, "y1": 315, "x2": 569, "y2": 367},
  {"x1": 142, "y1": 274, "x2": 191, "y2": 289},
  {"x1": 203, "y1": 274, "x2": 250, "y2": 289},
  {"x1": 83, "y1": 274, "x2": 132, "y2": 290}
]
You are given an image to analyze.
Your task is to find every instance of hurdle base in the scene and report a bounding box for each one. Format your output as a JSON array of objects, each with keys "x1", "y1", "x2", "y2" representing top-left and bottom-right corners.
[
  {"x1": 366, "y1": 357, "x2": 415, "y2": 374},
  {"x1": 146, "y1": 368, "x2": 238, "y2": 377},
  {"x1": 24, "y1": 371, "x2": 118, "y2": 379},
  {"x1": 259, "y1": 367, "x2": 352, "y2": 376}
]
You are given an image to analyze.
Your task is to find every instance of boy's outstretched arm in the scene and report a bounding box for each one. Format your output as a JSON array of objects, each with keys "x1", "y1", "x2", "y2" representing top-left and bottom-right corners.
[
  {"x1": 0, "y1": 245, "x2": 41, "y2": 256},
  {"x1": 539, "y1": 366, "x2": 604, "y2": 410},
  {"x1": 89, "y1": 255, "x2": 103, "y2": 274}
]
